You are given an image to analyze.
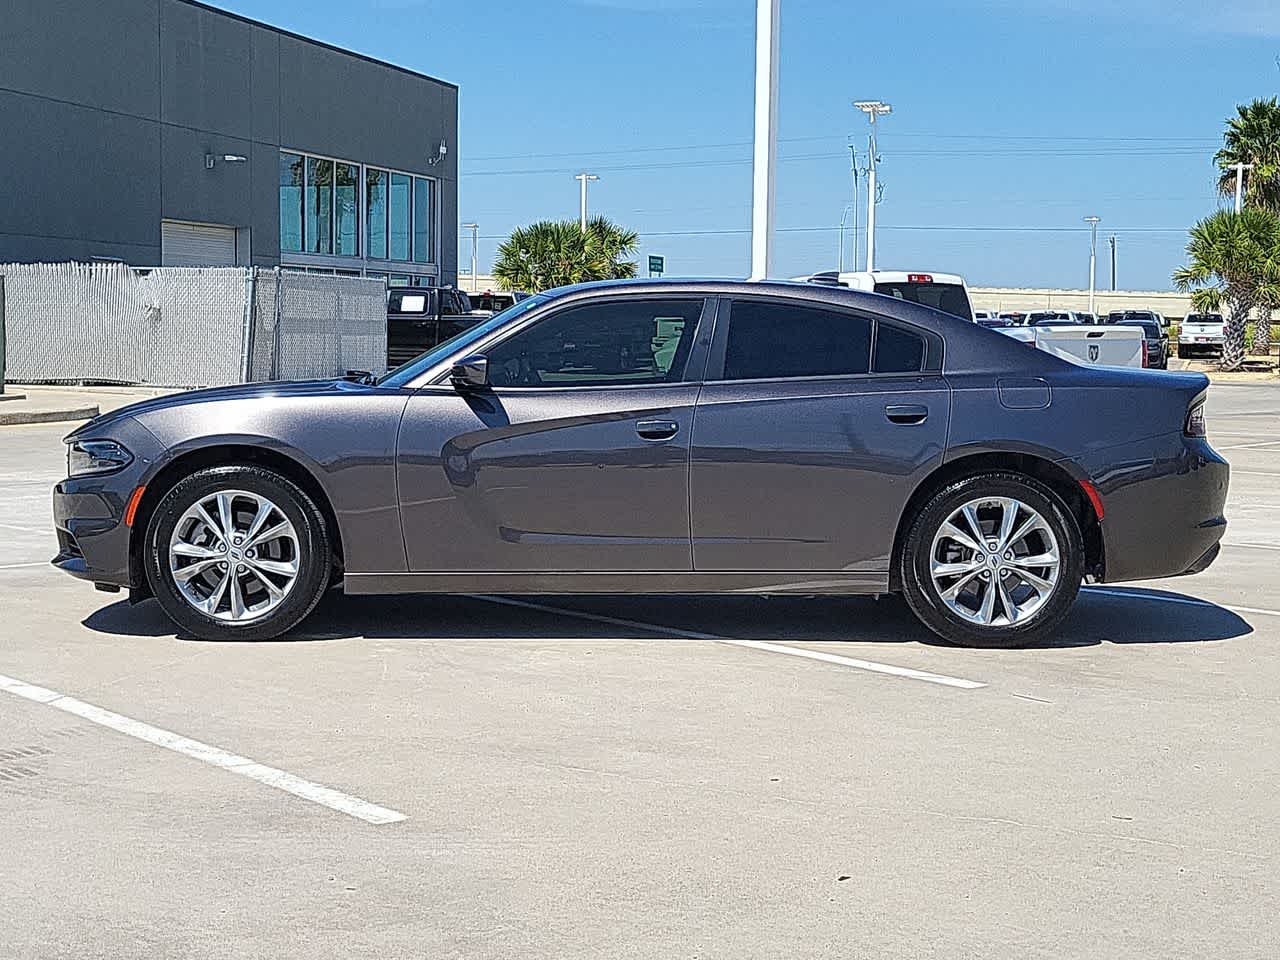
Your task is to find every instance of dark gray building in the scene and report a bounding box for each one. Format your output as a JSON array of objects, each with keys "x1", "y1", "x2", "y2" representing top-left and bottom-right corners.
[{"x1": 1, "y1": 0, "x2": 458, "y2": 285}]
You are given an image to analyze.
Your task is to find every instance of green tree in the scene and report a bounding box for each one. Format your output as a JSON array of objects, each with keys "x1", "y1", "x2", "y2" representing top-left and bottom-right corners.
[
  {"x1": 1173, "y1": 208, "x2": 1280, "y2": 370},
  {"x1": 1216, "y1": 98, "x2": 1280, "y2": 357},
  {"x1": 492, "y1": 217, "x2": 639, "y2": 293},
  {"x1": 1215, "y1": 98, "x2": 1280, "y2": 213}
]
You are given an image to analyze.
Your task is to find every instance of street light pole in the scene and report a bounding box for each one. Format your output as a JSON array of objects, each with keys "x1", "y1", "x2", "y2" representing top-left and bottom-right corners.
[
  {"x1": 749, "y1": 0, "x2": 780, "y2": 280},
  {"x1": 1231, "y1": 162, "x2": 1254, "y2": 213},
  {"x1": 1084, "y1": 216, "x2": 1101, "y2": 316},
  {"x1": 837, "y1": 203, "x2": 853, "y2": 272},
  {"x1": 461, "y1": 222, "x2": 479, "y2": 292},
  {"x1": 1109, "y1": 234, "x2": 1117, "y2": 291},
  {"x1": 854, "y1": 100, "x2": 891, "y2": 272},
  {"x1": 574, "y1": 173, "x2": 599, "y2": 231}
]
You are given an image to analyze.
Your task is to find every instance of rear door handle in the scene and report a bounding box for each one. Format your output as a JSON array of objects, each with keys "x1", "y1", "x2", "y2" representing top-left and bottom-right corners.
[
  {"x1": 636, "y1": 419, "x2": 679, "y2": 441},
  {"x1": 885, "y1": 404, "x2": 929, "y2": 425}
]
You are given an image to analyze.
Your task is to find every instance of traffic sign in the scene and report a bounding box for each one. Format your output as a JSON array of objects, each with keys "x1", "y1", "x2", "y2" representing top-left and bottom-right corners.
[{"x1": 648, "y1": 255, "x2": 664, "y2": 277}]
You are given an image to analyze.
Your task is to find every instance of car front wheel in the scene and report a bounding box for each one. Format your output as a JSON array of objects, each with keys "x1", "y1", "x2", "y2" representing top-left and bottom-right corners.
[
  {"x1": 144, "y1": 465, "x2": 332, "y2": 641},
  {"x1": 900, "y1": 472, "x2": 1084, "y2": 648}
]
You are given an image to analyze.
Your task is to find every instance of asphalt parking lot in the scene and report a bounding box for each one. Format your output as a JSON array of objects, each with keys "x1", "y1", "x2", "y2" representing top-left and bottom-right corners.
[{"x1": 2, "y1": 383, "x2": 1278, "y2": 959}]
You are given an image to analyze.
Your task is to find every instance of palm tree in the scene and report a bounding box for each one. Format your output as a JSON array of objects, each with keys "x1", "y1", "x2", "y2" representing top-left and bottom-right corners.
[
  {"x1": 1173, "y1": 208, "x2": 1280, "y2": 370},
  {"x1": 493, "y1": 217, "x2": 639, "y2": 293},
  {"x1": 1215, "y1": 98, "x2": 1280, "y2": 212}
]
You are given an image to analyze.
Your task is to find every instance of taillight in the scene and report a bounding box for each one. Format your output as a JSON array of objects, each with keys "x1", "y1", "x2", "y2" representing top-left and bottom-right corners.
[
  {"x1": 1185, "y1": 400, "x2": 1207, "y2": 438},
  {"x1": 1141, "y1": 340, "x2": 1149, "y2": 367}
]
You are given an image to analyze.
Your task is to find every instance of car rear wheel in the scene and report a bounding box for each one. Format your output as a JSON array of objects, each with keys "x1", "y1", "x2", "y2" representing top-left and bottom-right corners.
[
  {"x1": 900, "y1": 472, "x2": 1083, "y2": 648},
  {"x1": 144, "y1": 465, "x2": 331, "y2": 641}
]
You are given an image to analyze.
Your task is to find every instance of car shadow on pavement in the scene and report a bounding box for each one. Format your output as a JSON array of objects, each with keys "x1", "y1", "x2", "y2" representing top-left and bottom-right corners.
[{"x1": 81, "y1": 584, "x2": 1253, "y2": 648}]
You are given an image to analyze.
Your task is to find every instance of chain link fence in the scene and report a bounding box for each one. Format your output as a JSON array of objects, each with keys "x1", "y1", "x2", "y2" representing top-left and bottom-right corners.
[{"x1": 0, "y1": 263, "x2": 386, "y2": 388}]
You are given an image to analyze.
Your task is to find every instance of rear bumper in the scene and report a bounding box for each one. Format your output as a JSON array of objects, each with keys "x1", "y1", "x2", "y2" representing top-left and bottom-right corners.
[{"x1": 1081, "y1": 434, "x2": 1228, "y2": 583}]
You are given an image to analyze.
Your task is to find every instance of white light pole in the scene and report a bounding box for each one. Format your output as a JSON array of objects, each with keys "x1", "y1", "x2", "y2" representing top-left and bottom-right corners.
[
  {"x1": 837, "y1": 203, "x2": 853, "y2": 271},
  {"x1": 749, "y1": 0, "x2": 780, "y2": 280},
  {"x1": 1230, "y1": 162, "x2": 1254, "y2": 213},
  {"x1": 461, "y1": 222, "x2": 479, "y2": 292},
  {"x1": 854, "y1": 100, "x2": 891, "y2": 272},
  {"x1": 574, "y1": 173, "x2": 599, "y2": 231},
  {"x1": 1084, "y1": 216, "x2": 1101, "y2": 316}
]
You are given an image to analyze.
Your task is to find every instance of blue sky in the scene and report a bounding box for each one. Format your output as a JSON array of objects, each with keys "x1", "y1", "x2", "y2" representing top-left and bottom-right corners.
[{"x1": 224, "y1": 0, "x2": 1278, "y2": 289}]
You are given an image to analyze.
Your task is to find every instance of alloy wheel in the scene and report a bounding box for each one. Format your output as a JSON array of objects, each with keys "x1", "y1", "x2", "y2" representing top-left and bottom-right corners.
[
  {"x1": 928, "y1": 496, "x2": 1061, "y2": 627},
  {"x1": 168, "y1": 489, "x2": 300, "y2": 622}
]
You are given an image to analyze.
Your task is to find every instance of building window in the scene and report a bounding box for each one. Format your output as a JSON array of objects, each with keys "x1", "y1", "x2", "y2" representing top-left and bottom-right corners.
[
  {"x1": 280, "y1": 151, "x2": 438, "y2": 267},
  {"x1": 366, "y1": 168, "x2": 387, "y2": 260},
  {"x1": 335, "y1": 162, "x2": 359, "y2": 257},
  {"x1": 305, "y1": 157, "x2": 334, "y2": 254},
  {"x1": 389, "y1": 173, "x2": 412, "y2": 261},
  {"x1": 279, "y1": 153, "x2": 304, "y2": 253},
  {"x1": 413, "y1": 177, "x2": 434, "y2": 264}
]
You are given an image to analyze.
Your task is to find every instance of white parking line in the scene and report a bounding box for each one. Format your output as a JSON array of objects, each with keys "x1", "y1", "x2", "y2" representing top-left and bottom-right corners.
[
  {"x1": 1215, "y1": 439, "x2": 1280, "y2": 451},
  {"x1": 1083, "y1": 587, "x2": 1280, "y2": 619},
  {"x1": 472, "y1": 596, "x2": 986, "y2": 690},
  {"x1": 0, "y1": 673, "x2": 407, "y2": 825},
  {"x1": 0, "y1": 561, "x2": 50, "y2": 570}
]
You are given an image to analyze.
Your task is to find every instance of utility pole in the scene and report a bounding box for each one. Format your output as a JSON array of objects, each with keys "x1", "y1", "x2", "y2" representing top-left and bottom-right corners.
[
  {"x1": 574, "y1": 173, "x2": 599, "y2": 230},
  {"x1": 749, "y1": 0, "x2": 780, "y2": 280},
  {"x1": 1109, "y1": 234, "x2": 1117, "y2": 291},
  {"x1": 1084, "y1": 216, "x2": 1101, "y2": 316},
  {"x1": 854, "y1": 100, "x2": 891, "y2": 272},
  {"x1": 461, "y1": 222, "x2": 479, "y2": 292},
  {"x1": 1231, "y1": 162, "x2": 1254, "y2": 213}
]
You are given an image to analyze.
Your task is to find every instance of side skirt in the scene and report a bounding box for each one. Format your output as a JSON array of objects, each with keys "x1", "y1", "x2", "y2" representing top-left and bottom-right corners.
[{"x1": 344, "y1": 571, "x2": 892, "y2": 596}]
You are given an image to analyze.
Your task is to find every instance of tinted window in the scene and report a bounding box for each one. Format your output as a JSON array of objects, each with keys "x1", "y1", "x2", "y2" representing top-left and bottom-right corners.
[
  {"x1": 873, "y1": 324, "x2": 926, "y2": 373},
  {"x1": 487, "y1": 299, "x2": 702, "y2": 388},
  {"x1": 872, "y1": 282, "x2": 971, "y2": 320},
  {"x1": 388, "y1": 289, "x2": 432, "y2": 314},
  {"x1": 723, "y1": 300, "x2": 870, "y2": 380},
  {"x1": 1119, "y1": 319, "x2": 1160, "y2": 337}
]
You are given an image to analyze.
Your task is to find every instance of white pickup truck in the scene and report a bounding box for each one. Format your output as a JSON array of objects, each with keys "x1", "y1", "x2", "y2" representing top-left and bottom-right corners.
[{"x1": 997, "y1": 324, "x2": 1147, "y2": 368}]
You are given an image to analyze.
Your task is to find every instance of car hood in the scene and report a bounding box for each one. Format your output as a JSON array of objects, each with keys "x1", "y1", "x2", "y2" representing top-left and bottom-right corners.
[{"x1": 66, "y1": 379, "x2": 383, "y2": 439}]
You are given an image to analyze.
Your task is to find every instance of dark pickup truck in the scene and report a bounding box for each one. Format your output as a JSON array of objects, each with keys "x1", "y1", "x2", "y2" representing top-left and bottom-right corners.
[{"x1": 386, "y1": 286, "x2": 479, "y2": 368}]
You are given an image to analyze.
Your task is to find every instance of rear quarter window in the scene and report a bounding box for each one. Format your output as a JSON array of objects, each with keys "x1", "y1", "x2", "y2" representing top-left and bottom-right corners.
[{"x1": 873, "y1": 324, "x2": 926, "y2": 373}]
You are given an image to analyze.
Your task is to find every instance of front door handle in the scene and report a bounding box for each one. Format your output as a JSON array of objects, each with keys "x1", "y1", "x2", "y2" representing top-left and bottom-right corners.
[
  {"x1": 885, "y1": 404, "x2": 929, "y2": 425},
  {"x1": 636, "y1": 419, "x2": 679, "y2": 441}
]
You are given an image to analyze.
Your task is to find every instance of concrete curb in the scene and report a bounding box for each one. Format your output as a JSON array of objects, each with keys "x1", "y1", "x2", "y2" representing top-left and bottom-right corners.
[{"x1": 0, "y1": 404, "x2": 100, "y2": 427}]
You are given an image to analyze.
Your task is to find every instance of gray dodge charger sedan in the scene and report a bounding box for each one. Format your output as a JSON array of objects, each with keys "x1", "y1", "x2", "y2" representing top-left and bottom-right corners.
[{"x1": 53, "y1": 279, "x2": 1228, "y2": 647}]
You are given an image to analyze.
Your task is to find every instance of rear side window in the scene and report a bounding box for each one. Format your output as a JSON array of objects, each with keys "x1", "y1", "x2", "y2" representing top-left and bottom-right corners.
[
  {"x1": 873, "y1": 324, "x2": 926, "y2": 373},
  {"x1": 723, "y1": 300, "x2": 871, "y2": 380}
]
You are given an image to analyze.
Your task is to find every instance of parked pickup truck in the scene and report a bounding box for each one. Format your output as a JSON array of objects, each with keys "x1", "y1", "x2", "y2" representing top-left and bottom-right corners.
[
  {"x1": 997, "y1": 324, "x2": 1148, "y2": 368},
  {"x1": 386, "y1": 286, "x2": 478, "y2": 368},
  {"x1": 1178, "y1": 313, "x2": 1225, "y2": 358}
]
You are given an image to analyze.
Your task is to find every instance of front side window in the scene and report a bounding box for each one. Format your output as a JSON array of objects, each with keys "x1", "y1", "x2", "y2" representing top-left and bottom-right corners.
[
  {"x1": 413, "y1": 177, "x2": 435, "y2": 264},
  {"x1": 486, "y1": 299, "x2": 703, "y2": 388},
  {"x1": 389, "y1": 174, "x2": 411, "y2": 261},
  {"x1": 335, "y1": 162, "x2": 359, "y2": 256},
  {"x1": 305, "y1": 157, "x2": 333, "y2": 254},
  {"x1": 279, "y1": 153, "x2": 304, "y2": 253},
  {"x1": 722, "y1": 299, "x2": 870, "y2": 381}
]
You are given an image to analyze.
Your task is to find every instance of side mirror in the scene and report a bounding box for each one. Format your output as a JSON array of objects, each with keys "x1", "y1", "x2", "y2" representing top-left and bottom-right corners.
[{"x1": 450, "y1": 354, "x2": 489, "y2": 390}]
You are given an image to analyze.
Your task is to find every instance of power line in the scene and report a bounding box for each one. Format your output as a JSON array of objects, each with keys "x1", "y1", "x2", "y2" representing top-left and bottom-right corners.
[{"x1": 461, "y1": 224, "x2": 1190, "y2": 239}]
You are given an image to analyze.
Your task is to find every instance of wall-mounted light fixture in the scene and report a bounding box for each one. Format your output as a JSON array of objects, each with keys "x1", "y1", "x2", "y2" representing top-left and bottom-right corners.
[
  {"x1": 205, "y1": 153, "x2": 248, "y2": 169},
  {"x1": 426, "y1": 138, "x2": 448, "y2": 166}
]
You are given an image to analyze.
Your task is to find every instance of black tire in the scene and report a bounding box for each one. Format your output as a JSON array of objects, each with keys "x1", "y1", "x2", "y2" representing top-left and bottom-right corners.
[
  {"x1": 899, "y1": 472, "x2": 1084, "y2": 648},
  {"x1": 144, "y1": 465, "x2": 332, "y2": 641}
]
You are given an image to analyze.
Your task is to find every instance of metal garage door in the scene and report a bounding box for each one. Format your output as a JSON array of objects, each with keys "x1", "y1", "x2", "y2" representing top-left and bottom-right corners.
[{"x1": 161, "y1": 221, "x2": 237, "y2": 267}]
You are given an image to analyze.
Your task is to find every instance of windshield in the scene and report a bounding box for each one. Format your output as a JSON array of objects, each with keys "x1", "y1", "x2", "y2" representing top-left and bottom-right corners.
[
  {"x1": 378, "y1": 294, "x2": 550, "y2": 387},
  {"x1": 1185, "y1": 314, "x2": 1224, "y2": 325},
  {"x1": 872, "y1": 281, "x2": 972, "y2": 321},
  {"x1": 1029, "y1": 312, "x2": 1073, "y2": 324}
]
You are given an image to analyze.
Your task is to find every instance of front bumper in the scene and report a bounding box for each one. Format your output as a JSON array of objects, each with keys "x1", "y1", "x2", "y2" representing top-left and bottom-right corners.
[{"x1": 51, "y1": 417, "x2": 160, "y2": 590}]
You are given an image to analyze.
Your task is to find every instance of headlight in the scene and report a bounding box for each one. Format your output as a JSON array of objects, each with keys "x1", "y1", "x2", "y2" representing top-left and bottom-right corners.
[
  {"x1": 67, "y1": 439, "x2": 134, "y2": 477},
  {"x1": 1185, "y1": 401, "x2": 1207, "y2": 438}
]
